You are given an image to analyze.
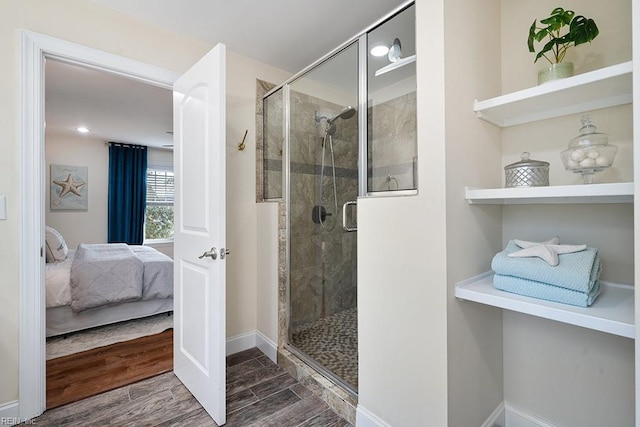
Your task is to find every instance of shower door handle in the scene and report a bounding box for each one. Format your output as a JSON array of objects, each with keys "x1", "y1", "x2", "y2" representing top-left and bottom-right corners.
[{"x1": 342, "y1": 200, "x2": 357, "y2": 232}]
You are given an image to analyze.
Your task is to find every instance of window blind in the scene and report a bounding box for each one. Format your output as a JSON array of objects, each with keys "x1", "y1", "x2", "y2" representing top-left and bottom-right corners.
[{"x1": 146, "y1": 170, "x2": 174, "y2": 204}]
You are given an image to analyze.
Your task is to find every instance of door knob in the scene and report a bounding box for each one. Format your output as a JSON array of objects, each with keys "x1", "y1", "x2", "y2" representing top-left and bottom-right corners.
[{"x1": 198, "y1": 247, "x2": 218, "y2": 260}]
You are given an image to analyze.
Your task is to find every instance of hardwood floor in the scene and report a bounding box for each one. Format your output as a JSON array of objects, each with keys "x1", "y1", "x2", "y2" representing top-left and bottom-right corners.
[
  {"x1": 33, "y1": 347, "x2": 353, "y2": 426},
  {"x1": 46, "y1": 329, "x2": 173, "y2": 409}
]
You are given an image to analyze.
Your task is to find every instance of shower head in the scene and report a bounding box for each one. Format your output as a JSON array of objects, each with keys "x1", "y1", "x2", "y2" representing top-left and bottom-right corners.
[
  {"x1": 323, "y1": 106, "x2": 356, "y2": 137},
  {"x1": 328, "y1": 106, "x2": 356, "y2": 124}
]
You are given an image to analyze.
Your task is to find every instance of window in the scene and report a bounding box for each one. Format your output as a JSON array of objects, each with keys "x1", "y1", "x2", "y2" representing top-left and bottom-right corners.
[{"x1": 145, "y1": 169, "x2": 174, "y2": 240}]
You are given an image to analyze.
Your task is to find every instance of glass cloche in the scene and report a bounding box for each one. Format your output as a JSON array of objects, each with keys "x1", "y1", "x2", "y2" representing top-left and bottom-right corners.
[{"x1": 560, "y1": 114, "x2": 617, "y2": 184}]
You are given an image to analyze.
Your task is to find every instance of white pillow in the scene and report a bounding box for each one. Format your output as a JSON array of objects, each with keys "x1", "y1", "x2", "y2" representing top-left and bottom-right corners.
[{"x1": 45, "y1": 226, "x2": 68, "y2": 263}]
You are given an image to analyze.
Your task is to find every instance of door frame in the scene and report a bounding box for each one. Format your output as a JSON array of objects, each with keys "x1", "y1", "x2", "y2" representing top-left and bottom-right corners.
[{"x1": 19, "y1": 30, "x2": 180, "y2": 420}]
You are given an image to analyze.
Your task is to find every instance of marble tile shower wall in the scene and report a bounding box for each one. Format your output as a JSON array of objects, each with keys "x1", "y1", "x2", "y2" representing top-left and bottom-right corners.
[
  {"x1": 368, "y1": 91, "x2": 417, "y2": 192},
  {"x1": 263, "y1": 87, "x2": 284, "y2": 199},
  {"x1": 289, "y1": 90, "x2": 358, "y2": 332},
  {"x1": 256, "y1": 79, "x2": 276, "y2": 201},
  {"x1": 261, "y1": 89, "x2": 417, "y2": 198}
]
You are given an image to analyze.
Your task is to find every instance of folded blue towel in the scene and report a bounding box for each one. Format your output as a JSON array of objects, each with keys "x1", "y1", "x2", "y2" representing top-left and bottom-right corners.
[
  {"x1": 491, "y1": 240, "x2": 601, "y2": 293},
  {"x1": 494, "y1": 274, "x2": 602, "y2": 308}
]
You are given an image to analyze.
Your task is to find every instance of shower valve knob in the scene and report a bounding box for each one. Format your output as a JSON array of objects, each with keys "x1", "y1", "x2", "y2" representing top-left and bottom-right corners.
[{"x1": 311, "y1": 205, "x2": 331, "y2": 224}]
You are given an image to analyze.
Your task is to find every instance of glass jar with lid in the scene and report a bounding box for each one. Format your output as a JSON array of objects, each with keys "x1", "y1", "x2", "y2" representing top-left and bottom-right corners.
[{"x1": 560, "y1": 114, "x2": 617, "y2": 184}]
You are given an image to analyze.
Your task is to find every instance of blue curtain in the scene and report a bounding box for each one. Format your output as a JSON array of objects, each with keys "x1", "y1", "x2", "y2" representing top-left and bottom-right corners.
[{"x1": 108, "y1": 143, "x2": 148, "y2": 245}]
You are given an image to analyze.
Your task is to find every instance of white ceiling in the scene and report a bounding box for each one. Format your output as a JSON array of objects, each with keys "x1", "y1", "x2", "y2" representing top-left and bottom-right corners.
[
  {"x1": 46, "y1": 0, "x2": 410, "y2": 149},
  {"x1": 90, "y1": 0, "x2": 408, "y2": 73},
  {"x1": 45, "y1": 59, "x2": 174, "y2": 148}
]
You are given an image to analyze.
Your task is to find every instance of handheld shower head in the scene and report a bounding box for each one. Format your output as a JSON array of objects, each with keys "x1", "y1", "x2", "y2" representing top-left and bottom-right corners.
[
  {"x1": 323, "y1": 106, "x2": 356, "y2": 137},
  {"x1": 328, "y1": 106, "x2": 356, "y2": 124}
]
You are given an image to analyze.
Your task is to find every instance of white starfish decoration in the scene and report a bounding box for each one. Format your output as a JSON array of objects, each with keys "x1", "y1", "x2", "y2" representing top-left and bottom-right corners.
[
  {"x1": 508, "y1": 238, "x2": 586, "y2": 267},
  {"x1": 515, "y1": 237, "x2": 559, "y2": 247},
  {"x1": 53, "y1": 173, "x2": 85, "y2": 198}
]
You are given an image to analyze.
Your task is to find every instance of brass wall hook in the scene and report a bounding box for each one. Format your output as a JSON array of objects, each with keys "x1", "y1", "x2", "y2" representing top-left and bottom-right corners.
[{"x1": 238, "y1": 129, "x2": 248, "y2": 151}]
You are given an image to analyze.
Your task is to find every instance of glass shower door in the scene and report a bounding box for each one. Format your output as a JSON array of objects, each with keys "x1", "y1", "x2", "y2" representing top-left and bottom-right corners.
[{"x1": 287, "y1": 43, "x2": 359, "y2": 392}]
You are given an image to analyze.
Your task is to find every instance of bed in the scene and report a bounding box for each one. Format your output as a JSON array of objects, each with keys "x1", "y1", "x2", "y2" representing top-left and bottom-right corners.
[{"x1": 45, "y1": 227, "x2": 173, "y2": 337}]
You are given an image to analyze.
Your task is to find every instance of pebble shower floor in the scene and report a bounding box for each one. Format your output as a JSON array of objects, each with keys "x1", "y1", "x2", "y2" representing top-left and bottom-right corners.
[{"x1": 291, "y1": 308, "x2": 358, "y2": 390}]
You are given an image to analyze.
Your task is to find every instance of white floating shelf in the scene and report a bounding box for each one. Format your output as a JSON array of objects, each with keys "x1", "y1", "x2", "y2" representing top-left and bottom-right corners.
[
  {"x1": 455, "y1": 272, "x2": 634, "y2": 338},
  {"x1": 465, "y1": 182, "x2": 633, "y2": 204},
  {"x1": 474, "y1": 61, "x2": 633, "y2": 127}
]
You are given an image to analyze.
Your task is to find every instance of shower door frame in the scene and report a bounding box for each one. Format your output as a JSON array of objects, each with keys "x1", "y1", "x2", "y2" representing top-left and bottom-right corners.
[
  {"x1": 282, "y1": 38, "x2": 363, "y2": 395},
  {"x1": 262, "y1": 0, "x2": 417, "y2": 398}
]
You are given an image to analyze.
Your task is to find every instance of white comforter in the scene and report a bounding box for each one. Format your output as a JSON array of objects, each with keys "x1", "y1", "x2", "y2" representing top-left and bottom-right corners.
[
  {"x1": 70, "y1": 243, "x2": 144, "y2": 312},
  {"x1": 45, "y1": 246, "x2": 174, "y2": 309}
]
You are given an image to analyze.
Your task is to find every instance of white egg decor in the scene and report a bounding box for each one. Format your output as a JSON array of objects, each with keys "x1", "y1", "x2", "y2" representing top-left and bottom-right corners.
[
  {"x1": 560, "y1": 114, "x2": 617, "y2": 184},
  {"x1": 570, "y1": 149, "x2": 586, "y2": 162}
]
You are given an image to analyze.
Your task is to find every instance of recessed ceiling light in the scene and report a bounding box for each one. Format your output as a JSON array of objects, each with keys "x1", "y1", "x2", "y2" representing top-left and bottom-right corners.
[
  {"x1": 370, "y1": 45, "x2": 389, "y2": 57},
  {"x1": 76, "y1": 126, "x2": 90, "y2": 133}
]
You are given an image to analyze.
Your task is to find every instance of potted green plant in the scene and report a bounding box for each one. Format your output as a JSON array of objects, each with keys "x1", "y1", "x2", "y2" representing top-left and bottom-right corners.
[{"x1": 528, "y1": 7, "x2": 599, "y2": 84}]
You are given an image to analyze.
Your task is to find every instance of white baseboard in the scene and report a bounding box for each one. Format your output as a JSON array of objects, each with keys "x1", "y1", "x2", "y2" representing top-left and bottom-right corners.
[
  {"x1": 0, "y1": 401, "x2": 22, "y2": 426},
  {"x1": 226, "y1": 330, "x2": 277, "y2": 363},
  {"x1": 255, "y1": 331, "x2": 277, "y2": 363},
  {"x1": 356, "y1": 405, "x2": 392, "y2": 427},
  {"x1": 481, "y1": 402, "x2": 506, "y2": 427},
  {"x1": 482, "y1": 402, "x2": 559, "y2": 427},
  {"x1": 226, "y1": 331, "x2": 257, "y2": 356},
  {"x1": 504, "y1": 403, "x2": 559, "y2": 427}
]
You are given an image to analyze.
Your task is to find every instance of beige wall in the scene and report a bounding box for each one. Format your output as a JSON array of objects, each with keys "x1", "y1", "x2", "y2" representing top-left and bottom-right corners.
[
  {"x1": 443, "y1": 0, "x2": 505, "y2": 425},
  {"x1": 499, "y1": 1, "x2": 635, "y2": 425},
  {"x1": 225, "y1": 51, "x2": 290, "y2": 338},
  {"x1": 356, "y1": 1, "x2": 449, "y2": 425},
  {"x1": 501, "y1": 0, "x2": 631, "y2": 94},
  {"x1": 0, "y1": 0, "x2": 288, "y2": 408},
  {"x1": 503, "y1": 312, "x2": 635, "y2": 427},
  {"x1": 45, "y1": 133, "x2": 109, "y2": 249},
  {"x1": 401, "y1": 0, "x2": 634, "y2": 425}
]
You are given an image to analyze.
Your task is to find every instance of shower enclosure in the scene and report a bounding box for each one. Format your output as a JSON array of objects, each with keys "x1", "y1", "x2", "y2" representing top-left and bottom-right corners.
[
  {"x1": 262, "y1": 2, "x2": 416, "y2": 397},
  {"x1": 288, "y1": 43, "x2": 360, "y2": 391}
]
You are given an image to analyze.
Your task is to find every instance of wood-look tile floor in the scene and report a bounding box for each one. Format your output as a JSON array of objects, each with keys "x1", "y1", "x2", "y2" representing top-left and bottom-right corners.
[{"x1": 32, "y1": 347, "x2": 353, "y2": 427}]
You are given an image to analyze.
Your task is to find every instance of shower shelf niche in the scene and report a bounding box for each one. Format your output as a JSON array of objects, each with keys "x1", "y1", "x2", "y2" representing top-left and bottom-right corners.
[{"x1": 455, "y1": 272, "x2": 634, "y2": 338}]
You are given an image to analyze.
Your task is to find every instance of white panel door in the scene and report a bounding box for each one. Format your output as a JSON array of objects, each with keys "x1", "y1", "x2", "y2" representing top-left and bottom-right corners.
[{"x1": 173, "y1": 43, "x2": 226, "y2": 425}]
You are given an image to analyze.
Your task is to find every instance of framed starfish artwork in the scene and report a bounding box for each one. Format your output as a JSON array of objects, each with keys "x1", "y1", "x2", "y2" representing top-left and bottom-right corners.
[{"x1": 50, "y1": 164, "x2": 88, "y2": 210}]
